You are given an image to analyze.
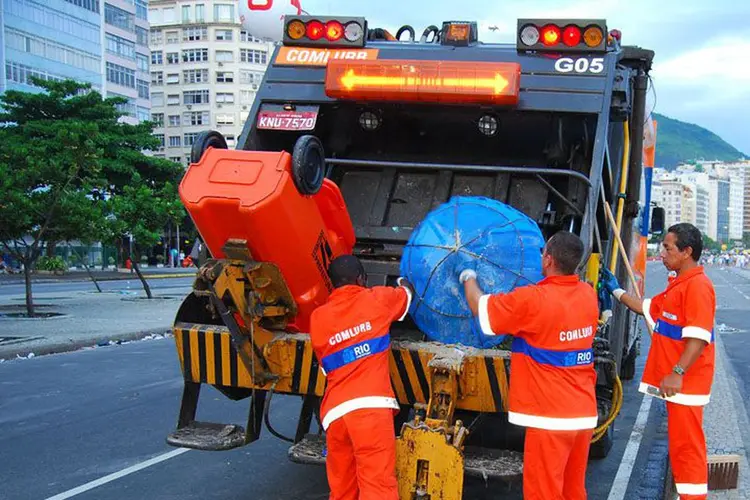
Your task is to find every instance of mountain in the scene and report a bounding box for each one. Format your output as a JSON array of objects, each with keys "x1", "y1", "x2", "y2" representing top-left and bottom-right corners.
[{"x1": 652, "y1": 113, "x2": 747, "y2": 170}]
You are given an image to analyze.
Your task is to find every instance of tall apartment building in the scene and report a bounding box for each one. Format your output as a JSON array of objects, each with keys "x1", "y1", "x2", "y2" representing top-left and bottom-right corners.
[
  {"x1": 659, "y1": 176, "x2": 684, "y2": 230},
  {"x1": 694, "y1": 183, "x2": 710, "y2": 235},
  {"x1": 1, "y1": 0, "x2": 103, "y2": 94},
  {"x1": 681, "y1": 184, "x2": 696, "y2": 229},
  {"x1": 679, "y1": 171, "x2": 710, "y2": 235},
  {"x1": 728, "y1": 166, "x2": 745, "y2": 241},
  {"x1": 700, "y1": 160, "x2": 747, "y2": 241},
  {"x1": 710, "y1": 162, "x2": 745, "y2": 241},
  {"x1": 1, "y1": 0, "x2": 150, "y2": 123},
  {"x1": 707, "y1": 176, "x2": 731, "y2": 243},
  {"x1": 147, "y1": 0, "x2": 274, "y2": 164},
  {"x1": 103, "y1": 0, "x2": 151, "y2": 123}
]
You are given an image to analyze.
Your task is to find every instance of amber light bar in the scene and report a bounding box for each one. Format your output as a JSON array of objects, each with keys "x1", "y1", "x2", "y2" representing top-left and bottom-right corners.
[{"x1": 324, "y1": 60, "x2": 521, "y2": 105}]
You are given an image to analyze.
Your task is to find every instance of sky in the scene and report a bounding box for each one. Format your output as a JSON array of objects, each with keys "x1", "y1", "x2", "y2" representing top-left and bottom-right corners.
[{"x1": 301, "y1": 0, "x2": 750, "y2": 155}]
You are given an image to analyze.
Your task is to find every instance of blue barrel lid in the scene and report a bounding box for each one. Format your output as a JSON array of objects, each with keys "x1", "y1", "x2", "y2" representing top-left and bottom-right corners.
[{"x1": 400, "y1": 196, "x2": 545, "y2": 348}]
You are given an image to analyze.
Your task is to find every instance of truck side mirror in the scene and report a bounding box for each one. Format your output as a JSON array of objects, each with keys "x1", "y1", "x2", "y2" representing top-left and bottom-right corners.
[{"x1": 651, "y1": 206, "x2": 665, "y2": 235}]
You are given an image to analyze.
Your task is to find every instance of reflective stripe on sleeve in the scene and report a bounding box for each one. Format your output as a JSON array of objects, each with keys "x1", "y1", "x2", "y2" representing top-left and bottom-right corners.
[
  {"x1": 639, "y1": 383, "x2": 711, "y2": 406},
  {"x1": 398, "y1": 285, "x2": 412, "y2": 322},
  {"x1": 642, "y1": 298, "x2": 656, "y2": 330},
  {"x1": 478, "y1": 294, "x2": 495, "y2": 336},
  {"x1": 321, "y1": 396, "x2": 400, "y2": 430},
  {"x1": 682, "y1": 326, "x2": 712, "y2": 343},
  {"x1": 508, "y1": 411, "x2": 598, "y2": 430}
]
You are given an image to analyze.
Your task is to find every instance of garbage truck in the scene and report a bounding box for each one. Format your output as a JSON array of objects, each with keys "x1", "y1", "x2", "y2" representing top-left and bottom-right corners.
[{"x1": 166, "y1": 16, "x2": 664, "y2": 498}]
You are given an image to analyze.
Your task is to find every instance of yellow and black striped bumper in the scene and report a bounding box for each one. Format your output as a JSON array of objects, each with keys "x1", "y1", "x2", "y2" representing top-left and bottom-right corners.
[{"x1": 173, "y1": 323, "x2": 510, "y2": 413}]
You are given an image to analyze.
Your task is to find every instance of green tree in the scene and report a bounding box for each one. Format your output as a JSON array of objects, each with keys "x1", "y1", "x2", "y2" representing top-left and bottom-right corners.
[
  {"x1": 0, "y1": 80, "x2": 110, "y2": 315},
  {"x1": 0, "y1": 78, "x2": 183, "y2": 314},
  {"x1": 702, "y1": 234, "x2": 721, "y2": 253},
  {"x1": 108, "y1": 183, "x2": 184, "y2": 298}
]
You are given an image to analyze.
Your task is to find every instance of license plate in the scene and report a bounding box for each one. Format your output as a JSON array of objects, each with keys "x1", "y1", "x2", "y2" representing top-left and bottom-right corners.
[{"x1": 256, "y1": 110, "x2": 318, "y2": 131}]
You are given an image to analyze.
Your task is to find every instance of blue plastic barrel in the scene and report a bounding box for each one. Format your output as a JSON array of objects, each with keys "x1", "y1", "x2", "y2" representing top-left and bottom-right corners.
[{"x1": 400, "y1": 196, "x2": 545, "y2": 348}]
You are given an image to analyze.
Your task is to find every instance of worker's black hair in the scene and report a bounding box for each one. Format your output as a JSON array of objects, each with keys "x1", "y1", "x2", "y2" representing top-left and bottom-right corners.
[
  {"x1": 545, "y1": 231, "x2": 584, "y2": 275},
  {"x1": 327, "y1": 255, "x2": 366, "y2": 288},
  {"x1": 668, "y1": 223, "x2": 703, "y2": 261}
]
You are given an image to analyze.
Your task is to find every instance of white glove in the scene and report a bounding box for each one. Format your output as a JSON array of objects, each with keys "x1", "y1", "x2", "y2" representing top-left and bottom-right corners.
[{"x1": 459, "y1": 269, "x2": 477, "y2": 283}]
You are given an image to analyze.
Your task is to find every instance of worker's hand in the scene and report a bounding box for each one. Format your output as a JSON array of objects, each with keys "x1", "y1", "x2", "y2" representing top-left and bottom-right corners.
[
  {"x1": 454, "y1": 252, "x2": 477, "y2": 283},
  {"x1": 599, "y1": 268, "x2": 621, "y2": 295},
  {"x1": 659, "y1": 373, "x2": 683, "y2": 398}
]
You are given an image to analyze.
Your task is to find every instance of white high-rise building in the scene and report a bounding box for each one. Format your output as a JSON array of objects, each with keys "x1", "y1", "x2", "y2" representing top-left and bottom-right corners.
[
  {"x1": 2, "y1": 0, "x2": 150, "y2": 123},
  {"x1": 724, "y1": 163, "x2": 746, "y2": 241},
  {"x1": 681, "y1": 184, "x2": 696, "y2": 229},
  {"x1": 147, "y1": 0, "x2": 275, "y2": 164},
  {"x1": 701, "y1": 161, "x2": 745, "y2": 241},
  {"x1": 659, "y1": 176, "x2": 683, "y2": 230},
  {"x1": 694, "y1": 183, "x2": 710, "y2": 235},
  {"x1": 707, "y1": 176, "x2": 731, "y2": 243},
  {"x1": 104, "y1": 0, "x2": 151, "y2": 124},
  {"x1": 679, "y1": 172, "x2": 710, "y2": 235}
]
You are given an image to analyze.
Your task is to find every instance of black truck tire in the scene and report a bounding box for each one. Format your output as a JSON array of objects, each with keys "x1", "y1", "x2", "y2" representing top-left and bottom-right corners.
[
  {"x1": 190, "y1": 130, "x2": 227, "y2": 164},
  {"x1": 292, "y1": 135, "x2": 325, "y2": 195},
  {"x1": 620, "y1": 310, "x2": 639, "y2": 381},
  {"x1": 589, "y1": 424, "x2": 614, "y2": 459},
  {"x1": 620, "y1": 343, "x2": 638, "y2": 381}
]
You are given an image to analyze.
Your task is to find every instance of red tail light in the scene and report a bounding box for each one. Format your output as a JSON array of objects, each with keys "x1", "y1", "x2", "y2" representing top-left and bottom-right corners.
[
  {"x1": 517, "y1": 19, "x2": 608, "y2": 52},
  {"x1": 306, "y1": 20, "x2": 325, "y2": 40},
  {"x1": 325, "y1": 21, "x2": 344, "y2": 41},
  {"x1": 283, "y1": 16, "x2": 367, "y2": 48},
  {"x1": 541, "y1": 25, "x2": 561, "y2": 46},
  {"x1": 563, "y1": 26, "x2": 581, "y2": 47}
]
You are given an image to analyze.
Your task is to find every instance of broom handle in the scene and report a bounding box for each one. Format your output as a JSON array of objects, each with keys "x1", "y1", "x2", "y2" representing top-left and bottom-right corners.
[
  {"x1": 603, "y1": 201, "x2": 653, "y2": 337},
  {"x1": 604, "y1": 201, "x2": 642, "y2": 299}
]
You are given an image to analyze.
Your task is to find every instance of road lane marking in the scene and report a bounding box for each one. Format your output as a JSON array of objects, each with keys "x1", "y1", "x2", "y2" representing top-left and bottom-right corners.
[
  {"x1": 607, "y1": 393, "x2": 654, "y2": 500},
  {"x1": 724, "y1": 271, "x2": 750, "y2": 300},
  {"x1": 712, "y1": 269, "x2": 750, "y2": 301},
  {"x1": 45, "y1": 448, "x2": 190, "y2": 499}
]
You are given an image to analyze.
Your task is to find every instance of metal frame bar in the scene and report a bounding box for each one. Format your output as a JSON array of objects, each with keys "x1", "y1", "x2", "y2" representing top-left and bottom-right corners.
[
  {"x1": 534, "y1": 174, "x2": 583, "y2": 217},
  {"x1": 325, "y1": 158, "x2": 592, "y2": 186},
  {"x1": 177, "y1": 381, "x2": 201, "y2": 429},
  {"x1": 579, "y1": 54, "x2": 619, "y2": 267}
]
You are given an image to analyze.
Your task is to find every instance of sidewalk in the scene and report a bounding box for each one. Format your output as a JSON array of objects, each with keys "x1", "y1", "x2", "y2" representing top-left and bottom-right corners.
[
  {"x1": 702, "y1": 330, "x2": 750, "y2": 499},
  {"x1": 0, "y1": 284, "x2": 188, "y2": 360},
  {"x1": 0, "y1": 266, "x2": 197, "y2": 284}
]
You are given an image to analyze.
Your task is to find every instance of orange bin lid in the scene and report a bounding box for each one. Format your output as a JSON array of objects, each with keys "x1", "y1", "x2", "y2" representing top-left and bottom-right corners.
[{"x1": 180, "y1": 148, "x2": 291, "y2": 208}]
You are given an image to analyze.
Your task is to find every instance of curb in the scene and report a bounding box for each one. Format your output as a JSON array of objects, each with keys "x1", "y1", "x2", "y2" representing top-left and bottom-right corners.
[
  {"x1": 0, "y1": 274, "x2": 195, "y2": 285},
  {"x1": 0, "y1": 327, "x2": 173, "y2": 361},
  {"x1": 637, "y1": 399, "x2": 671, "y2": 499},
  {"x1": 137, "y1": 273, "x2": 196, "y2": 279}
]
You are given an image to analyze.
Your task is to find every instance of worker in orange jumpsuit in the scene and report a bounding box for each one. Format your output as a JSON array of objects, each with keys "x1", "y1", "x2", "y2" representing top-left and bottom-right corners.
[
  {"x1": 310, "y1": 255, "x2": 413, "y2": 500},
  {"x1": 602, "y1": 222, "x2": 715, "y2": 499},
  {"x1": 457, "y1": 231, "x2": 599, "y2": 500}
]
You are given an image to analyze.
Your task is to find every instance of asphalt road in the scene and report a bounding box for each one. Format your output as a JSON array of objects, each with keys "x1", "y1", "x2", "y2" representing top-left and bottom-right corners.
[
  {"x1": 0, "y1": 264, "x2": 744, "y2": 500},
  {"x1": 708, "y1": 267, "x2": 750, "y2": 463},
  {"x1": 0, "y1": 277, "x2": 196, "y2": 297}
]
